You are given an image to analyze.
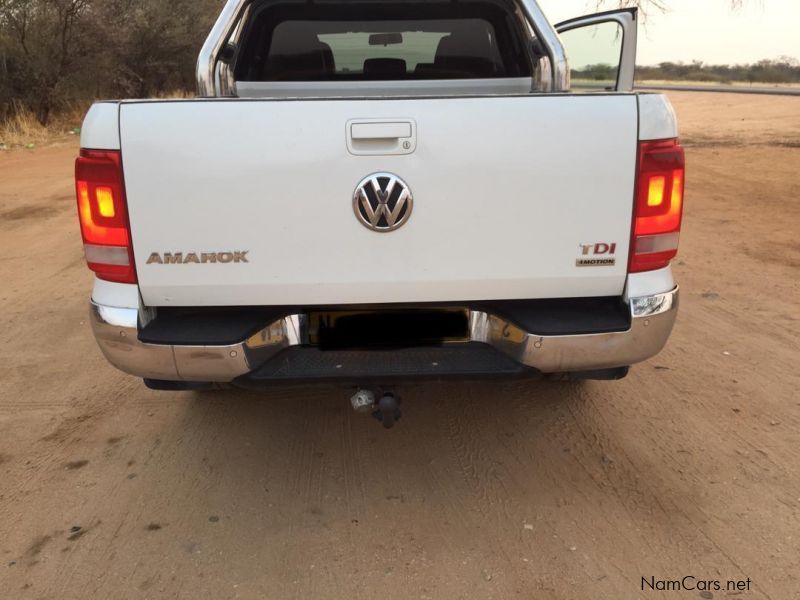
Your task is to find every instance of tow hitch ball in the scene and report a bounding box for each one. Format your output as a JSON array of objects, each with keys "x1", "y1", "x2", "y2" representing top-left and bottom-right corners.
[{"x1": 350, "y1": 389, "x2": 402, "y2": 429}]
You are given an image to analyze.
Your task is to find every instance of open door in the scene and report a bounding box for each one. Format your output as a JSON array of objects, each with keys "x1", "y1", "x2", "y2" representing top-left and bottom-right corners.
[{"x1": 556, "y1": 8, "x2": 638, "y2": 92}]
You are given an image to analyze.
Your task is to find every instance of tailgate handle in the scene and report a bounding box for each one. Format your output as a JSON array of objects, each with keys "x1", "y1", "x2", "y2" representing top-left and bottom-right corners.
[
  {"x1": 347, "y1": 119, "x2": 417, "y2": 156},
  {"x1": 351, "y1": 122, "x2": 411, "y2": 140}
]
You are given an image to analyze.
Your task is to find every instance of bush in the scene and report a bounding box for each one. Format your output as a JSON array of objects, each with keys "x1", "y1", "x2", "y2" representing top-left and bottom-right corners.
[{"x1": 634, "y1": 59, "x2": 800, "y2": 85}]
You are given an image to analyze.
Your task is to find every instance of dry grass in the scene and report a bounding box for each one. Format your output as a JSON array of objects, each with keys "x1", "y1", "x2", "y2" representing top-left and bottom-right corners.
[
  {"x1": 636, "y1": 79, "x2": 800, "y2": 89},
  {"x1": 153, "y1": 89, "x2": 194, "y2": 100},
  {"x1": 0, "y1": 107, "x2": 55, "y2": 149},
  {"x1": 0, "y1": 103, "x2": 87, "y2": 151},
  {"x1": 0, "y1": 91, "x2": 192, "y2": 151}
]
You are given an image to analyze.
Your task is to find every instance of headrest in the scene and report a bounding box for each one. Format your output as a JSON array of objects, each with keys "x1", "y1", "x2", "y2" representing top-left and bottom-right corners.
[
  {"x1": 363, "y1": 58, "x2": 408, "y2": 79},
  {"x1": 433, "y1": 25, "x2": 501, "y2": 77},
  {"x1": 263, "y1": 28, "x2": 334, "y2": 80}
]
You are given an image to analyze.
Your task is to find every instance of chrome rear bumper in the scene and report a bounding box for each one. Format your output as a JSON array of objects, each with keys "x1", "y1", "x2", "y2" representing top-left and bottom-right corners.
[{"x1": 90, "y1": 287, "x2": 678, "y2": 382}]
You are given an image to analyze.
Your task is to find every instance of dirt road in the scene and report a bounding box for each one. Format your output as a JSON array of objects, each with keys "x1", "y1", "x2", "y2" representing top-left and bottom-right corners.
[{"x1": 1, "y1": 93, "x2": 798, "y2": 600}]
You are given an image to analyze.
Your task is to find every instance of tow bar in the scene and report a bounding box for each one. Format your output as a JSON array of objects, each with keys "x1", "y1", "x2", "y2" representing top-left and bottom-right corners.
[{"x1": 350, "y1": 389, "x2": 402, "y2": 429}]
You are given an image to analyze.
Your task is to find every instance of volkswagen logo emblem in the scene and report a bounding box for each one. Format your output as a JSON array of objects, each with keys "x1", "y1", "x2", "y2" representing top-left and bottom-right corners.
[{"x1": 353, "y1": 173, "x2": 413, "y2": 233}]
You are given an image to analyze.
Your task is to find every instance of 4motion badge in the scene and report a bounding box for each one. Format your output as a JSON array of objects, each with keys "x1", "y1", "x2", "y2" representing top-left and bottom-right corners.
[{"x1": 353, "y1": 173, "x2": 413, "y2": 233}]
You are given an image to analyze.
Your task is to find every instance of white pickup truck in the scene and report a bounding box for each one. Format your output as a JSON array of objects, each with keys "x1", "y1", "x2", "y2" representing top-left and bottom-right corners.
[{"x1": 77, "y1": 0, "x2": 682, "y2": 423}]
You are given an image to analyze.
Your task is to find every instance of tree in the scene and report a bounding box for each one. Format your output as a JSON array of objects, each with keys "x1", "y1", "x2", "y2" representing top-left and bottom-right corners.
[
  {"x1": 0, "y1": 0, "x2": 95, "y2": 124},
  {"x1": 91, "y1": 0, "x2": 220, "y2": 98},
  {"x1": 598, "y1": 0, "x2": 756, "y2": 20},
  {"x1": 0, "y1": 0, "x2": 220, "y2": 123}
]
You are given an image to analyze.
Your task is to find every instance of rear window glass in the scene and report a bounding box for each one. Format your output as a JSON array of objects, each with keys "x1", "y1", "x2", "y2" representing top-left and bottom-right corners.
[{"x1": 235, "y1": 2, "x2": 531, "y2": 81}]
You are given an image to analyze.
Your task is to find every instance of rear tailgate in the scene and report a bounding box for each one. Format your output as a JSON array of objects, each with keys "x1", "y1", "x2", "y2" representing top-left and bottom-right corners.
[{"x1": 120, "y1": 95, "x2": 638, "y2": 307}]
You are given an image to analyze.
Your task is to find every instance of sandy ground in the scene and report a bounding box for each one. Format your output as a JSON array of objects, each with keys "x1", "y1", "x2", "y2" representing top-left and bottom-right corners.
[{"x1": 0, "y1": 92, "x2": 798, "y2": 600}]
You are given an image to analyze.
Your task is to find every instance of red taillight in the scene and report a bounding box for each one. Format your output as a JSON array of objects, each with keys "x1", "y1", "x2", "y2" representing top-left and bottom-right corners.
[
  {"x1": 75, "y1": 149, "x2": 136, "y2": 284},
  {"x1": 630, "y1": 139, "x2": 686, "y2": 273}
]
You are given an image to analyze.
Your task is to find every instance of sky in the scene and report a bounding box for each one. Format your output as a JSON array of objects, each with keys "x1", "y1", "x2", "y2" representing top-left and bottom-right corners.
[{"x1": 538, "y1": 0, "x2": 800, "y2": 65}]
